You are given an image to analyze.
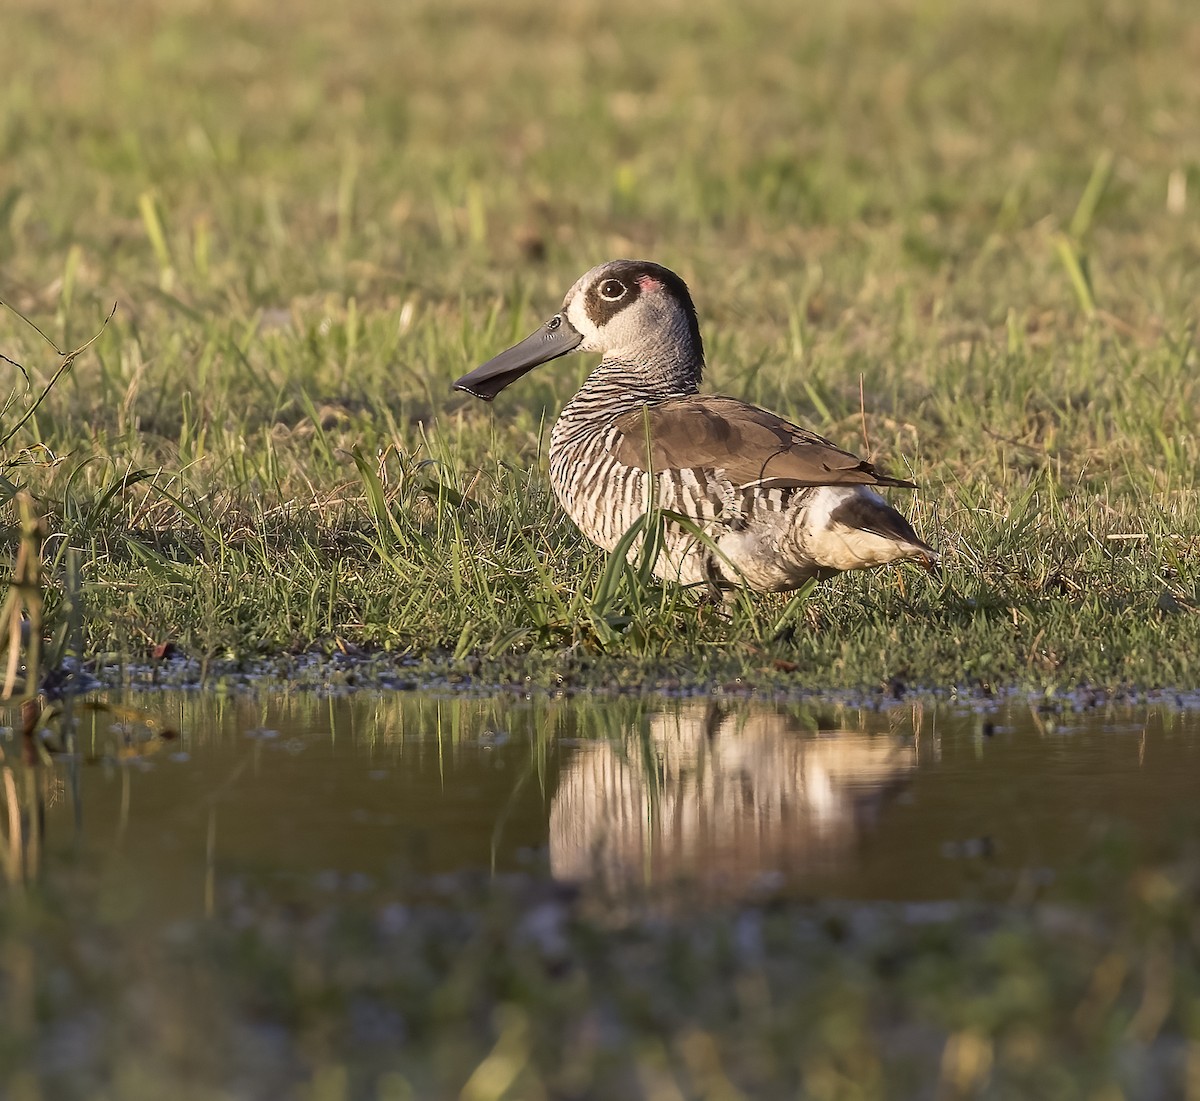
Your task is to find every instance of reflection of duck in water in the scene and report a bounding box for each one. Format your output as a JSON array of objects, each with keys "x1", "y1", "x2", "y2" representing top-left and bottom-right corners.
[{"x1": 550, "y1": 702, "x2": 915, "y2": 897}]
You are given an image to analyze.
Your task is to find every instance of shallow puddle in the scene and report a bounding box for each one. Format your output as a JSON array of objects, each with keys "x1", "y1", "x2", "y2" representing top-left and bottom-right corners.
[
  {"x1": 4, "y1": 689, "x2": 1200, "y2": 1098},
  {"x1": 9, "y1": 691, "x2": 1199, "y2": 911}
]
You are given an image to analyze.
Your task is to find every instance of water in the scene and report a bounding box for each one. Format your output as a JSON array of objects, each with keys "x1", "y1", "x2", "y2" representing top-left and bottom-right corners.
[
  {"x1": 12, "y1": 692, "x2": 1200, "y2": 910},
  {"x1": 4, "y1": 690, "x2": 1199, "y2": 1098}
]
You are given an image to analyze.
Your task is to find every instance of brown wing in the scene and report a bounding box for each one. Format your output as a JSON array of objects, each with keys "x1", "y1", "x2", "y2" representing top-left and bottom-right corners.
[{"x1": 611, "y1": 395, "x2": 917, "y2": 490}]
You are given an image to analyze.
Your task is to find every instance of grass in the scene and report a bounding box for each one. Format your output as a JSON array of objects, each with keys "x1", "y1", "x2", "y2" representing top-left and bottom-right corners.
[{"x1": 0, "y1": 0, "x2": 1198, "y2": 689}]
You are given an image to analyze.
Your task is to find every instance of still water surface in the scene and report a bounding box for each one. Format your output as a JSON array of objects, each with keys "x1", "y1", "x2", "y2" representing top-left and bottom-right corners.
[{"x1": 19, "y1": 691, "x2": 1200, "y2": 912}]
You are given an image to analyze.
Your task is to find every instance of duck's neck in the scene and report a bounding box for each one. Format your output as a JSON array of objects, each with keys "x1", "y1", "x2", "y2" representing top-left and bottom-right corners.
[{"x1": 566, "y1": 352, "x2": 702, "y2": 417}]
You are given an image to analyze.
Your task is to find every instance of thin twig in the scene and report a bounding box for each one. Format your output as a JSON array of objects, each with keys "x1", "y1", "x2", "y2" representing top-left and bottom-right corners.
[
  {"x1": 3, "y1": 767, "x2": 22, "y2": 885},
  {"x1": 858, "y1": 372, "x2": 871, "y2": 457},
  {"x1": 0, "y1": 352, "x2": 30, "y2": 382},
  {"x1": 0, "y1": 298, "x2": 66, "y2": 355},
  {"x1": 0, "y1": 301, "x2": 118, "y2": 448}
]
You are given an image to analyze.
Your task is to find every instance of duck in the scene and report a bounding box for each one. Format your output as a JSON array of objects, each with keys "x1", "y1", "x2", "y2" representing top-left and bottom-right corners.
[{"x1": 453, "y1": 259, "x2": 937, "y2": 593}]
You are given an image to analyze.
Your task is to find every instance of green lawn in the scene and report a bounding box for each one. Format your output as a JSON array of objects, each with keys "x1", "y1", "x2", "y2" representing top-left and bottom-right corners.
[{"x1": 2, "y1": 0, "x2": 1198, "y2": 688}]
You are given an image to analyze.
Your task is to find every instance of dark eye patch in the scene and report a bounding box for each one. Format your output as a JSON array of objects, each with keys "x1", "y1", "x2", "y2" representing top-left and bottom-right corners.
[
  {"x1": 581, "y1": 259, "x2": 703, "y2": 357},
  {"x1": 585, "y1": 274, "x2": 641, "y2": 326}
]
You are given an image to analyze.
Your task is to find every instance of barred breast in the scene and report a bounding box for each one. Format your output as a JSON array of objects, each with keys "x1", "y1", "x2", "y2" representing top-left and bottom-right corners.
[
  {"x1": 549, "y1": 409, "x2": 814, "y2": 590},
  {"x1": 549, "y1": 419, "x2": 716, "y2": 586}
]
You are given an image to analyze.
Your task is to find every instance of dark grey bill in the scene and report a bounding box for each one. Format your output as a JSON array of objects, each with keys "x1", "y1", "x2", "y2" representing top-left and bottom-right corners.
[{"x1": 453, "y1": 315, "x2": 583, "y2": 401}]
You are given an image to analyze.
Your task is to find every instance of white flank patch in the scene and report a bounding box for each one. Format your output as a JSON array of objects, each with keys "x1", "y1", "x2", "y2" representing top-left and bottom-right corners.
[{"x1": 801, "y1": 487, "x2": 919, "y2": 571}]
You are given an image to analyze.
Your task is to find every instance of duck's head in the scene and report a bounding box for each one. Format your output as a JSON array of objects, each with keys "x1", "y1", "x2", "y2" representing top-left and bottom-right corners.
[{"x1": 453, "y1": 259, "x2": 704, "y2": 401}]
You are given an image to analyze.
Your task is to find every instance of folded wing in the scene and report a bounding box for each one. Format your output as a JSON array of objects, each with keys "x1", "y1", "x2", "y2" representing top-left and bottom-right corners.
[{"x1": 611, "y1": 396, "x2": 917, "y2": 490}]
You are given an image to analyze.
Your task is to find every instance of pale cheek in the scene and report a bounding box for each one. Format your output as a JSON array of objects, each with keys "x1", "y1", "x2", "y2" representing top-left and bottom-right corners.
[{"x1": 565, "y1": 299, "x2": 593, "y2": 344}]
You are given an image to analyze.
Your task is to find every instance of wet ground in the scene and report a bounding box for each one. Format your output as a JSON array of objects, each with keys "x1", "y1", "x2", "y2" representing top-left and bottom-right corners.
[{"x1": 3, "y1": 690, "x2": 1199, "y2": 1098}]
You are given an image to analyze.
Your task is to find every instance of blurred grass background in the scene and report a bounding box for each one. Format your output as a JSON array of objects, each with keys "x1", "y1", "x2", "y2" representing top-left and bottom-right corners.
[{"x1": 1, "y1": 0, "x2": 1198, "y2": 685}]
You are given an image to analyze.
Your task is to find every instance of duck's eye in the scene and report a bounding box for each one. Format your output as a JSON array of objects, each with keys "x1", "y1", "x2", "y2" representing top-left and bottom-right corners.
[
  {"x1": 599, "y1": 279, "x2": 626, "y2": 300},
  {"x1": 547, "y1": 315, "x2": 562, "y2": 331}
]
